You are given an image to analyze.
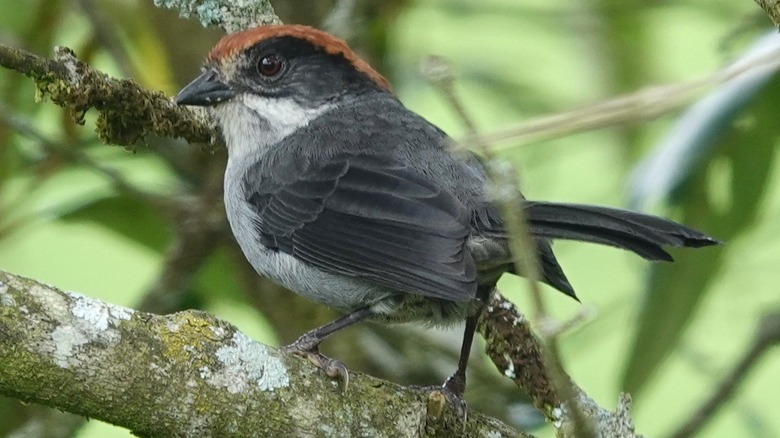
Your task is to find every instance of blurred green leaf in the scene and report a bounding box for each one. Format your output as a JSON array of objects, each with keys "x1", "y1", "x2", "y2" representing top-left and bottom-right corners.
[
  {"x1": 108, "y1": 3, "x2": 177, "y2": 92},
  {"x1": 629, "y1": 32, "x2": 780, "y2": 208},
  {"x1": 622, "y1": 73, "x2": 780, "y2": 397},
  {"x1": 61, "y1": 195, "x2": 171, "y2": 253}
]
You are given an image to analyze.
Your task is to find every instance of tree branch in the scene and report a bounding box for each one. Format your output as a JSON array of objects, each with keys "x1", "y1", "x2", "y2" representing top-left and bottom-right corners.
[
  {"x1": 0, "y1": 270, "x2": 526, "y2": 437},
  {"x1": 421, "y1": 54, "x2": 641, "y2": 438},
  {"x1": 154, "y1": 0, "x2": 280, "y2": 32},
  {"x1": 480, "y1": 293, "x2": 642, "y2": 438},
  {"x1": 458, "y1": 39, "x2": 780, "y2": 152},
  {"x1": 0, "y1": 44, "x2": 216, "y2": 150}
]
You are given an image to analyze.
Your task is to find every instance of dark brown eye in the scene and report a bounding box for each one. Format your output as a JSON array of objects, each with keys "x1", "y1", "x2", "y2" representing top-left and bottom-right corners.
[{"x1": 257, "y1": 54, "x2": 283, "y2": 77}]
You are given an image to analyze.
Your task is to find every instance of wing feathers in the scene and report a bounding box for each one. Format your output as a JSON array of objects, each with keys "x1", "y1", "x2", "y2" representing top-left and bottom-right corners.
[{"x1": 246, "y1": 155, "x2": 477, "y2": 302}]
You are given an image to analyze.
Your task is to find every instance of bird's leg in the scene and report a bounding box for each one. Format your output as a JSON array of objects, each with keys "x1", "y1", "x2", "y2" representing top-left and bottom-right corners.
[
  {"x1": 443, "y1": 313, "x2": 479, "y2": 396},
  {"x1": 282, "y1": 306, "x2": 374, "y2": 389},
  {"x1": 411, "y1": 310, "x2": 481, "y2": 418},
  {"x1": 433, "y1": 288, "x2": 492, "y2": 416},
  {"x1": 422, "y1": 312, "x2": 479, "y2": 418}
]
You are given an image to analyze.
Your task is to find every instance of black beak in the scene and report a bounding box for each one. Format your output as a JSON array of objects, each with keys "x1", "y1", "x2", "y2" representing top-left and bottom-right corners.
[{"x1": 175, "y1": 70, "x2": 235, "y2": 106}]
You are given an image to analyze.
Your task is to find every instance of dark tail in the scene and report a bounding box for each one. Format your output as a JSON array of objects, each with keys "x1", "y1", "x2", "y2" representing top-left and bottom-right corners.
[{"x1": 524, "y1": 202, "x2": 720, "y2": 261}]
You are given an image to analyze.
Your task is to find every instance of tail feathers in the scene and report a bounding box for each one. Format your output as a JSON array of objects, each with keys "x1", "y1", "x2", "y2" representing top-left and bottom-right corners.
[
  {"x1": 537, "y1": 240, "x2": 577, "y2": 299},
  {"x1": 524, "y1": 202, "x2": 720, "y2": 261}
]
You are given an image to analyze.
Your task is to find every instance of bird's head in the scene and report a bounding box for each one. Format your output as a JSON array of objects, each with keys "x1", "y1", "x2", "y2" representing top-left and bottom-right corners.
[{"x1": 176, "y1": 25, "x2": 391, "y2": 154}]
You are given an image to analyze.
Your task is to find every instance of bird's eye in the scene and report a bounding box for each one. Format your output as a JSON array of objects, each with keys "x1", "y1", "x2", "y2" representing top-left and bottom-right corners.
[{"x1": 257, "y1": 54, "x2": 283, "y2": 77}]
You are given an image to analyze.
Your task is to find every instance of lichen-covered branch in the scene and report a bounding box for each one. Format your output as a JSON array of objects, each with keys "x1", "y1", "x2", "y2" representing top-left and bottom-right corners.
[
  {"x1": 154, "y1": 0, "x2": 281, "y2": 32},
  {"x1": 0, "y1": 270, "x2": 525, "y2": 437},
  {"x1": 0, "y1": 1, "x2": 282, "y2": 150},
  {"x1": 479, "y1": 294, "x2": 642, "y2": 438},
  {"x1": 0, "y1": 44, "x2": 217, "y2": 151}
]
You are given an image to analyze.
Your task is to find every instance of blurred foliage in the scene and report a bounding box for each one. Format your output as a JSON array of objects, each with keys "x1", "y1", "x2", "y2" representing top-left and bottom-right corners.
[{"x1": 0, "y1": 1, "x2": 778, "y2": 437}]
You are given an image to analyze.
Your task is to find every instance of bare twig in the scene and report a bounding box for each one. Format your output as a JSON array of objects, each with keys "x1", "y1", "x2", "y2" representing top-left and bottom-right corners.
[
  {"x1": 420, "y1": 55, "x2": 479, "y2": 135},
  {"x1": 486, "y1": 169, "x2": 598, "y2": 437},
  {"x1": 458, "y1": 41, "x2": 780, "y2": 152},
  {"x1": 669, "y1": 309, "x2": 780, "y2": 438},
  {"x1": 0, "y1": 103, "x2": 186, "y2": 220},
  {"x1": 423, "y1": 56, "x2": 610, "y2": 438}
]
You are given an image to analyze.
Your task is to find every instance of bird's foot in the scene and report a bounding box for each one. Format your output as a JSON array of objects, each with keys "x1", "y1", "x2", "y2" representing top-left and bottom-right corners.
[{"x1": 281, "y1": 337, "x2": 349, "y2": 390}]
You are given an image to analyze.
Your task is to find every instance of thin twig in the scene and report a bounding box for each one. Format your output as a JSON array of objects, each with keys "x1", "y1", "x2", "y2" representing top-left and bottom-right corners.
[
  {"x1": 458, "y1": 41, "x2": 780, "y2": 152},
  {"x1": 420, "y1": 55, "x2": 479, "y2": 136},
  {"x1": 422, "y1": 55, "x2": 600, "y2": 437},
  {"x1": 0, "y1": 103, "x2": 184, "y2": 216},
  {"x1": 487, "y1": 166, "x2": 597, "y2": 438},
  {"x1": 669, "y1": 309, "x2": 780, "y2": 438}
]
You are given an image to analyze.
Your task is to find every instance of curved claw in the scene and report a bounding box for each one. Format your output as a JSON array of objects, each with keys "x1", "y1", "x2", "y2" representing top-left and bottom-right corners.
[
  {"x1": 306, "y1": 350, "x2": 350, "y2": 390},
  {"x1": 281, "y1": 342, "x2": 350, "y2": 391}
]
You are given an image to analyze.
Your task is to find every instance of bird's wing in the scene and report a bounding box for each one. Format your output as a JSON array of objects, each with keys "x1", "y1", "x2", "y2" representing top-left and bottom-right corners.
[{"x1": 244, "y1": 154, "x2": 477, "y2": 302}]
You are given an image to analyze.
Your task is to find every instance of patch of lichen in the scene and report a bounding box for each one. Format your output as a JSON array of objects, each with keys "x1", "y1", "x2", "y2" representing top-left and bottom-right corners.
[
  {"x1": 153, "y1": 310, "x2": 230, "y2": 368},
  {"x1": 0, "y1": 297, "x2": 24, "y2": 355},
  {"x1": 0, "y1": 341, "x2": 58, "y2": 405},
  {"x1": 0, "y1": 274, "x2": 48, "y2": 323},
  {"x1": 0, "y1": 275, "x2": 70, "y2": 405}
]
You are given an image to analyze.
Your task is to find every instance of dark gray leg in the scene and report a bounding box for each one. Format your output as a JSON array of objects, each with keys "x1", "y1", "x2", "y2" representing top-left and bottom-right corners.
[{"x1": 282, "y1": 307, "x2": 374, "y2": 388}]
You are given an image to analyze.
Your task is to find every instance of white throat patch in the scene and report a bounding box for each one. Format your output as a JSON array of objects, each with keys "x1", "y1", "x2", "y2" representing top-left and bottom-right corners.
[{"x1": 213, "y1": 94, "x2": 332, "y2": 158}]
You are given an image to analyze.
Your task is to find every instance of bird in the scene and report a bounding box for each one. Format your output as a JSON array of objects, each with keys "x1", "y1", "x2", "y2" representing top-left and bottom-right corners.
[{"x1": 175, "y1": 24, "x2": 719, "y2": 403}]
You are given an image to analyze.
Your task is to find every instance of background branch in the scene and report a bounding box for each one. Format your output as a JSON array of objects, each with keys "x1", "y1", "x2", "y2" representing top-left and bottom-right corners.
[
  {"x1": 423, "y1": 54, "x2": 636, "y2": 437},
  {"x1": 669, "y1": 309, "x2": 780, "y2": 438},
  {"x1": 0, "y1": 44, "x2": 216, "y2": 150},
  {"x1": 460, "y1": 42, "x2": 780, "y2": 152}
]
